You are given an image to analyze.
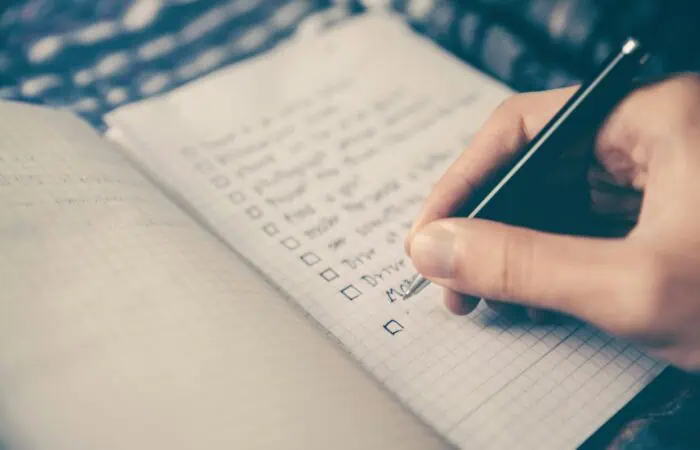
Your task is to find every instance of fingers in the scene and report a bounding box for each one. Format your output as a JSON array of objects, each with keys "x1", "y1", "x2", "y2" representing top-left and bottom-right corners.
[
  {"x1": 405, "y1": 85, "x2": 580, "y2": 255},
  {"x1": 594, "y1": 73, "x2": 700, "y2": 187},
  {"x1": 443, "y1": 290, "x2": 555, "y2": 324},
  {"x1": 443, "y1": 289, "x2": 479, "y2": 315},
  {"x1": 408, "y1": 217, "x2": 632, "y2": 327}
]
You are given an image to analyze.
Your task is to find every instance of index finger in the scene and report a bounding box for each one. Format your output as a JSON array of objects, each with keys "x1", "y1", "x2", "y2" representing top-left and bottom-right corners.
[{"x1": 405, "y1": 85, "x2": 580, "y2": 255}]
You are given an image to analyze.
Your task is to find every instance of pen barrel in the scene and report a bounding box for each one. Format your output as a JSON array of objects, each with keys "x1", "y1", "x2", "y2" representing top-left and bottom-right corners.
[{"x1": 455, "y1": 38, "x2": 650, "y2": 228}]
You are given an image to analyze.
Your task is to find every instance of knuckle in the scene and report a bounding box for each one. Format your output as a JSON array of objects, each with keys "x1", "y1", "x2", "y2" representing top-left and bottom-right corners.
[
  {"x1": 605, "y1": 73, "x2": 700, "y2": 149},
  {"x1": 655, "y1": 74, "x2": 700, "y2": 125},
  {"x1": 667, "y1": 72, "x2": 700, "y2": 96}
]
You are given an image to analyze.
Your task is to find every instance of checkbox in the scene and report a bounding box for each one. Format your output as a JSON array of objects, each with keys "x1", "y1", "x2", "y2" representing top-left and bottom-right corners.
[
  {"x1": 210, "y1": 174, "x2": 231, "y2": 189},
  {"x1": 340, "y1": 284, "x2": 362, "y2": 301},
  {"x1": 245, "y1": 205, "x2": 263, "y2": 219},
  {"x1": 262, "y1": 223, "x2": 279, "y2": 237},
  {"x1": 228, "y1": 191, "x2": 245, "y2": 205},
  {"x1": 383, "y1": 319, "x2": 404, "y2": 335},
  {"x1": 300, "y1": 252, "x2": 320, "y2": 266},
  {"x1": 281, "y1": 237, "x2": 300, "y2": 250},
  {"x1": 320, "y1": 268, "x2": 339, "y2": 282}
]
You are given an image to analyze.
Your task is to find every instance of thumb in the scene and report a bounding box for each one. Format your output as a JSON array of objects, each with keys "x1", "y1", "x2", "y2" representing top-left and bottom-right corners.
[{"x1": 408, "y1": 218, "x2": 630, "y2": 324}]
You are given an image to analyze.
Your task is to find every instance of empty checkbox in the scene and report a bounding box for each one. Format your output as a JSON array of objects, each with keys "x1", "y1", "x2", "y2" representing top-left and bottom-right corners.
[
  {"x1": 320, "y1": 268, "x2": 339, "y2": 282},
  {"x1": 228, "y1": 191, "x2": 245, "y2": 205},
  {"x1": 340, "y1": 285, "x2": 361, "y2": 301},
  {"x1": 210, "y1": 174, "x2": 231, "y2": 189},
  {"x1": 383, "y1": 319, "x2": 404, "y2": 335},
  {"x1": 300, "y1": 252, "x2": 320, "y2": 266},
  {"x1": 245, "y1": 205, "x2": 263, "y2": 219},
  {"x1": 281, "y1": 237, "x2": 300, "y2": 250},
  {"x1": 262, "y1": 223, "x2": 279, "y2": 237}
]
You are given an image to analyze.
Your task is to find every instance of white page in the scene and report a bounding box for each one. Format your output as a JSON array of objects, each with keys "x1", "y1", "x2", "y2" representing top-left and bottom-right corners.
[
  {"x1": 106, "y1": 12, "x2": 666, "y2": 449},
  {"x1": 0, "y1": 100, "x2": 450, "y2": 450}
]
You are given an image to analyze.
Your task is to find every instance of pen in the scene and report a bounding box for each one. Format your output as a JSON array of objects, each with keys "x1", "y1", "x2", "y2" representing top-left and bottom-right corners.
[{"x1": 403, "y1": 35, "x2": 652, "y2": 299}]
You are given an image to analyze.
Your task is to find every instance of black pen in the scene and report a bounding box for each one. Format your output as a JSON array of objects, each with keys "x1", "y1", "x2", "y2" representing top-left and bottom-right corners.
[{"x1": 403, "y1": 36, "x2": 652, "y2": 299}]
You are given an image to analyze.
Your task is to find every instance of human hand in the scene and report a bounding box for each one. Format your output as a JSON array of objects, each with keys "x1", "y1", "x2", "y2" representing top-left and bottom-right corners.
[{"x1": 405, "y1": 74, "x2": 700, "y2": 372}]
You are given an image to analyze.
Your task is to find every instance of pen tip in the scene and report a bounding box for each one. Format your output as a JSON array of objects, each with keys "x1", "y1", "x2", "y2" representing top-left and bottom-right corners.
[{"x1": 403, "y1": 274, "x2": 429, "y2": 299}]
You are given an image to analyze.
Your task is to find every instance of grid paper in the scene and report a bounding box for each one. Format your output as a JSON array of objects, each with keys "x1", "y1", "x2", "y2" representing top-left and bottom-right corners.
[
  {"x1": 0, "y1": 101, "x2": 450, "y2": 450},
  {"x1": 106, "y1": 13, "x2": 666, "y2": 450}
]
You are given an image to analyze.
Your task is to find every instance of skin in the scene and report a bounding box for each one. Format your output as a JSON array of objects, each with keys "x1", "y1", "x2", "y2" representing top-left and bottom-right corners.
[{"x1": 404, "y1": 73, "x2": 700, "y2": 373}]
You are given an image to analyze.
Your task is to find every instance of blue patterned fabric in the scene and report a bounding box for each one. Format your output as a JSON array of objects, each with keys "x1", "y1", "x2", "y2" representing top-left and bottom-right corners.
[
  {"x1": 1, "y1": 0, "x2": 694, "y2": 128},
  {"x1": 0, "y1": 0, "x2": 583, "y2": 127}
]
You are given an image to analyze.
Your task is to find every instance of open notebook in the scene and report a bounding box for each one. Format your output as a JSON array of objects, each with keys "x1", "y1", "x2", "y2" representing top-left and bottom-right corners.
[{"x1": 0, "y1": 12, "x2": 665, "y2": 450}]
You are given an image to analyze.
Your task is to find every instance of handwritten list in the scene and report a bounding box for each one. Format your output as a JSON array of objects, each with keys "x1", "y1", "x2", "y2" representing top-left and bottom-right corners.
[
  {"x1": 176, "y1": 75, "x2": 482, "y2": 316},
  {"x1": 106, "y1": 14, "x2": 665, "y2": 450}
]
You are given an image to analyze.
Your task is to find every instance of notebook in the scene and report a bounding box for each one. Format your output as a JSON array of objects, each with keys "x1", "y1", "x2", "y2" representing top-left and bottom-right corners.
[{"x1": 0, "y1": 11, "x2": 665, "y2": 450}]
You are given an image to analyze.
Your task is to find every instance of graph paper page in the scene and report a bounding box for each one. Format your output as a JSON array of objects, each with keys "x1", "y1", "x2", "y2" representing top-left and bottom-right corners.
[
  {"x1": 0, "y1": 101, "x2": 450, "y2": 450},
  {"x1": 106, "y1": 12, "x2": 666, "y2": 450}
]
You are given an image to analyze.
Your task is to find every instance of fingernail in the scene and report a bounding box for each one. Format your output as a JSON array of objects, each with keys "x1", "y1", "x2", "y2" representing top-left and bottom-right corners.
[
  {"x1": 405, "y1": 203, "x2": 430, "y2": 255},
  {"x1": 444, "y1": 290, "x2": 478, "y2": 315},
  {"x1": 405, "y1": 223, "x2": 420, "y2": 255},
  {"x1": 409, "y1": 223, "x2": 455, "y2": 278}
]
